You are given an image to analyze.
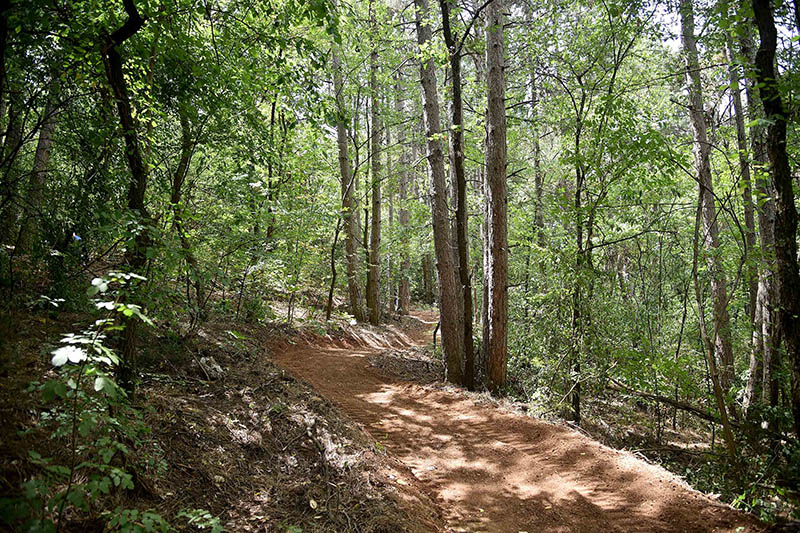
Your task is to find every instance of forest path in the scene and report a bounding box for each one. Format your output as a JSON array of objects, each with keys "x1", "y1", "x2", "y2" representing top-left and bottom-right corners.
[{"x1": 273, "y1": 311, "x2": 762, "y2": 533}]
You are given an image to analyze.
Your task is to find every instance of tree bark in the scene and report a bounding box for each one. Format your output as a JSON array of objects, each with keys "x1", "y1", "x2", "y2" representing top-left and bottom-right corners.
[
  {"x1": 722, "y1": 8, "x2": 757, "y2": 326},
  {"x1": 366, "y1": 2, "x2": 381, "y2": 326},
  {"x1": 739, "y1": 23, "x2": 780, "y2": 411},
  {"x1": 265, "y1": 99, "x2": 277, "y2": 243},
  {"x1": 570, "y1": 82, "x2": 587, "y2": 424},
  {"x1": 737, "y1": 23, "x2": 778, "y2": 414},
  {"x1": 794, "y1": 0, "x2": 800, "y2": 33},
  {"x1": 481, "y1": 162, "x2": 489, "y2": 381},
  {"x1": 440, "y1": 0, "x2": 475, "y2": 390},
  {"x1": 17, "y1": 87, "x2": 59, "y2": 254},
  {"x1": 608, "y1": 379, "x2": 735, "y2": 427},
  {"x1": 332, "y1": 50, "x2": 366, "y2": 322},
  {"x1": 680, "y1": 0, "x2": 736, "y2": 408},
  {"x1": 692, "y1": 184, "x2": 738, "y2": 460},
  {"x1": 100, "y1": 0, "x2": 148, "y2": 397},
  {"x1": 485, "y1": 0, "x2": 508, "y2": 392},
  {"x1": 0, "y1": 0, "x2": 13, "y2": 244},
  {"x1": 756, "y1": 189, "x2": 779, "y2": 407},
  {"x1": 170, "y1": 110, "x2": 205, "y2": 321},
  {"x1": 752, "y1": 0, "x2": 800, "y2": 439},
  {"x1": 17, "y1": 85, "x2": 60, "y2": 254},
  {"x1": 0, "y1": 97, "x2": 21, "y2": 245},
  {"x1": 472, "y1": 44, "x2": 489, "y2": 382},
  {"x1": 386, "y1": 144, "x2": 394, "y2": 314},
  {"x1": 532, "y1": 78, "x2": 545, "y2": 253},
  {"x1": 0, "y1": 0, "x2": 8, "y2": 134},
  {"x1": 720, "y1": 2, "x2": 760, "y2": 415},
  {"x1": 422, "y1": 252, "x2": 435, "y2": 304},
  {"x1": 326, "y1": 218, "x2": 341, "y2": 322},
  {"x1": 413, "y1": 0, "x2": 464, "y2": 384},
  {"x1": 396, "y1": 81, "x2": 410, "y2": 315}
]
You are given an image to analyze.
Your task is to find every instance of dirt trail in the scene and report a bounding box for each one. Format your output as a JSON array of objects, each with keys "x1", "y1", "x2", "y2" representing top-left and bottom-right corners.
[{"x1": 273, "y1": 312, "x2": 762, "y2": 533}]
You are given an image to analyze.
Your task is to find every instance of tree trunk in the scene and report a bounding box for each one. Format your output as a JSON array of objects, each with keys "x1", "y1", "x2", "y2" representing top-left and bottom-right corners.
[
  {"x1": 570, "y1": 80, "x2": 587, "y2": 425},
  {"x1": 794, "y1": 0, "x2": 800, "y2": 33},
  {"x1": 440, "y1": 0, "x2": 475, "y2": 390},
  {"x1": 366, "y1": 3, "x2": 381, "y2": 326},
  {"x1": 526, "y1": 75, "x2": 545, "y2": 326},
  {"x1": 170, "y1": 110, "x2": 205, "y2": 321},
  {"x1": 0, "y1": 0, "x2": 8, "y2": 139},
  {"x1": 0, "y1": 0, "x2": 12, "y2": 237},
  {"x1": 332, "y1": 50, "x2": 365, "y2": 322},
  {"x1": 0, "y1": 98, "x2": 21, "y2": 245},
  {"x1": 485, "y1": 0, "x2": 508, "y2": 392},
  {"x1": 363, "y1": 164, "x2": 371, "y2": 290},
  {"x1": 100, "y1": 0, "x2": 148, "y2": 398},
  {"x1": 17, "y1": 85, "x2": 60, "y2": 254},
  {"x1": 396, "y1": 82, "x2": 410, "y2": 316},
  {"x1": 387, "y1": 176, "x2": 394, "y2": 315},
  {"x1": 422, "y1": 252, "x2": 435, "y2": 304},
  {"x1": 413, "y1": 0, "x2": 464, "y2": 384},
  {"x1": 680, "y1": 0, "x2": 736, "y2": 409},
  {"x1": 265, "y1": 99, "x2": 277, "y2": 243},
  {"x1": 692, "y1": 184, "x2": 739, "y2": 460},
  {"x1": 481, "y1": 163, "x2": 489, "y2": 381},
  {"x1": 326, "y1": 218, "x2": 341, "y2": 322},
  {"x1": 757, "y1": 189, "x2": 779, "y2": 408},
  {"x1": 473, "y1": 51, "x2": 489, "y2": 382},
  {"x1": 739, "y1": 24, "x2": 778, "y2": 412},
  {"x1": 722, "y1": 10, "x2": 757, "y2": 326},
  {"x1": 752, "y1": 0, "x2": 800, "y2": 439},
  {"x1": 385, "y1": 100, "x2": 394, "y2": 315},
  {"x1": 721, "y1": 1, "x2": 758, "y2": 416},
  {"x1": 532, "y1": 78, "x2": 545, "y2": 253}
]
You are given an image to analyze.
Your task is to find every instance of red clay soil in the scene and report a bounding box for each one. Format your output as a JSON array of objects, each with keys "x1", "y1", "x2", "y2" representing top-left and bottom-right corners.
[{"x1": 273, "y1": 312, "x2": 764, "y2": 533}]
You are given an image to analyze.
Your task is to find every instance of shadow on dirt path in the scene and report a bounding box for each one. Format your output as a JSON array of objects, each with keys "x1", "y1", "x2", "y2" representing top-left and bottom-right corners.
[{"x1": 273, "y1": 311, "x2": 763, "y2": 533}]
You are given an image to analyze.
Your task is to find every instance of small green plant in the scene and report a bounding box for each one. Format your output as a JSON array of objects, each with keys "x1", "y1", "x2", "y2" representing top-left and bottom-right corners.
[
  {"x1": 0, "y1": 273, "x2": 222, "y2": 532},
  {"x1": 176, "y1": 508, "x2": 224, "y2": 532},
  {"x1": 242, "y1": 296, "x2": 266, "y2": 322},
  {"x1": 107, "y1": 508, "x2": 171, "y2": 532}
]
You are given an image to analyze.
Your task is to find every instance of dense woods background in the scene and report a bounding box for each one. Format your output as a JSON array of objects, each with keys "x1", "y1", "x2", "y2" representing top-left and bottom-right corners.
[{"x1": 1, "y1": 0, "x2": 800, "y2": 529}]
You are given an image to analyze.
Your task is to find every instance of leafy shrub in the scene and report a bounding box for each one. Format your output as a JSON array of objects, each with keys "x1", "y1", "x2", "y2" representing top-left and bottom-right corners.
[{"x1": 0, "y1": 274, "x2": 222, "y2": 532}]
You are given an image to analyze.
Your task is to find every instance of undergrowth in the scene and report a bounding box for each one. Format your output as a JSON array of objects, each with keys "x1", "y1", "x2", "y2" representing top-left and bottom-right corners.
[{"x1": 0, "y1": 273, "x2": 222, "y2": 532}]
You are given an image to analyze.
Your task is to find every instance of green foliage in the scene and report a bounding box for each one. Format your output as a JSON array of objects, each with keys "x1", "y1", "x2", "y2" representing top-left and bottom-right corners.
[
  {"x1": 0, "y1": 276, "x2": 220, "y2": 531},
  {"x1": 107, "y1": 508, "x2": 170, "y2": 532},
  {"x1": 176, "y1": 508, "x2": 224, "y2": 532}
]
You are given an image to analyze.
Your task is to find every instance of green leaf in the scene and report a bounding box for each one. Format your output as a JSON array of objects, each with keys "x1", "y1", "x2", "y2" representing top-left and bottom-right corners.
[
  {"x1": 78, "y1": 418, "x2": 93, "y2": 437},
  {"x1": 45, "y1": 464, "x2": 71, "y2": 477},
  {"x1": 100, "y1": 447, "x2": 116, "y2": 464},
  {"x1": 90, "y1": 277, "x2": 109, "y2": 294},
  {"x1": 98, "y1": 477, "x2": 111, "y2": 494},
  {"x1": 93, "y1": 376, "x2": 116, "y2": 395},
  {"x1": 42, "y1": 380, "x2": 67, "y2": 402},
  {"x1": 51, "y1": 346, "x2": 87, "y2": 366},
  {"x1": 51, "y1": 349, "x2": 68, "y2": 367}
]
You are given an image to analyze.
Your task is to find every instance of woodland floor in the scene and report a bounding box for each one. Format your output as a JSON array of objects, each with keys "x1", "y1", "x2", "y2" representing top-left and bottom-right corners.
[
  {"x1": 0, "y1": 310, "x2": 444, "y2": 532},
  {"x1": 274, "y1": 310, "x2": 766, "y2": 533}
]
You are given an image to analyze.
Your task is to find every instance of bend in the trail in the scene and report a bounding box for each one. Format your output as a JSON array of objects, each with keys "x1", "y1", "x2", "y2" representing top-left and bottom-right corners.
[{"x1": 273, "y1": 312, "x2": 762, "y2": 533}]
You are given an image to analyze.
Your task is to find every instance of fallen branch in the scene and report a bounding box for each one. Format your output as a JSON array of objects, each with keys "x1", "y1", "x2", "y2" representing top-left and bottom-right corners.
[{"x1": 606, "y1": 378, "x2": 736, "y2": 427}]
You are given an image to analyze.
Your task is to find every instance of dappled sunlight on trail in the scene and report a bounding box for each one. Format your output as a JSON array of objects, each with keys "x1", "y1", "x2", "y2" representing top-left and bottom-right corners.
[{"x1": 274, "y1": 312, "x2": 761, "y2": 533}]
